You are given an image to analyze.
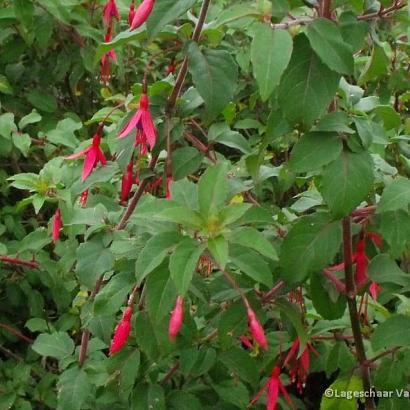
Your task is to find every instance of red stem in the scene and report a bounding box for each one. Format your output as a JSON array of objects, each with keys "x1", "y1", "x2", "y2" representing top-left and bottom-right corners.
[{"x1": 0, "y1": 256, "x2": 39, "y2": 269}]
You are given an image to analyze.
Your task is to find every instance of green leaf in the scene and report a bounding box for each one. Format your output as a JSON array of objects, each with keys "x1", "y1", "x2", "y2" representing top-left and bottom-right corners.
[
  {"x1": 368, "y1": 254, "x2": 410, "y2": 287},
  {"x1": 57, "y1": 367, "x2": 92, "y2": 410},
  {"x1": 214, "y1": 5, "x2": 261, "y2": 27},
  {"x1": 135, "y1": 231, "x2": 181, "y2": 284},
  {"x1": 280, "y1": 213, "x2": 342, "y2": 283},
  {"x1": 379, "y1": 211, "x2": 410, "y2": 257},
  {"x1": 76, "y1": 238, "x2": 114, "y2": 289},
  {"x1": 27, "y1": 89, "x2": 57, "y2": 113},
  {"x1": 198, "y1": 163, "x2": 228, "y2": 218},
  {"x1": 12, "y1": 132, "x2": 31, "y2": 157},
  {"x1": 251, "y1": 23, "x2": 292, "y2": 101},
  {"x1": 307, "y1": 18, "x2": 354, "y2": 74},
  {"x1": 289, "y1": 132, "x2": 343, "y2": 173},
  {"x1": 14, "y1": 0, "x2": 34, "y2": 27},
  {"x1": 219, "y1": 203, "x2": 252, "y2": 226},
  {"x1": 310, "y1": 272, "x2": 346, "y2": 320},
  {"x1": 0, "y1": 74, "x2": 13, "y2": 95},
  {"x1": 219, "y1": 347, "x2": 259, "y2": 385},
  {"x1": 207, "y1": 235, "x2": 229, "y2": 268},
  {"x1": 145, "y1": 266, "x2": 177, "y2": 323},
  {"x1": 172, "y1": 147, "x2": 204, "y2": 180},
  {"x1": 227, "y1": 227, "x2": 278, "y2": 260},
  {"x1": 230, "y1": 244, "x2": 273, "y2": 287},
  {"x1": 372, "y1": 315, "x2": 410, "y2": 351},
  {"x1": 377, "y1": 177, "x2": 410, "y2": 213},
  {"x1": 314, "y1": 112, "x2": 355, "y2": 134},
  {"x1": 358, "y1": 45, "x2": 389, "y2": 84},
  {"x1": 32, "y1": 332, "x2": 74, "y2": 359},
  {"x1": 278, "y1": 35, "x2": 340, "y2": 127},
  {"x1": 212, "y1": 380, "x2": 249, "y2": 408},
  {"x1": 320, "y1": 150, "x2": 374, "y2": 217},
  {"x1": 187, "y1": 43, "x2": 238, "y2": 120},
  {"x1": 18, "y1": 110, "x2": 41, "y2": 129},
  {"x1": 169, "y1": 238, "x2": 205, "y2": 296},
  {"x1": 0, "y1": 112, "x2": 15, "y2": 139},
  {"x1": 146, "y1": 0, "x2": 196, "y2": 40},
  {"x1": 320, "y1": 375, "x2": 363, "y2": 410},
  {"x1": 213, "y1": 130, "x2": 252, "y2": 154},
  {"x1": 94, "y1": 272, "x2": 135, "y2": 316}
]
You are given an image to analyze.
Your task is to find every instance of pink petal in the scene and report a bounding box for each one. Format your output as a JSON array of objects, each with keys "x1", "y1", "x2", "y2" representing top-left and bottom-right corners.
[
  {"x1": 118, "y1": 110, "x2": 142, "y2": 139},
  {"x1": 168, "y1": 296, "x2": 184, "y2": 341},
  {"x1": 65, "y1": 147, "x2": 90, "y2": 160},
  {"x1": 141, "y1": 110, "x2": 156, "y2": 149},
  {"x1": 267, "y1": 379, "x2": 279, "y2": 410},
  {"x1": 82, "y1": 148, "x2": 98, "y2": 181},
  {"x1": 97, "y1": 148, "x2": 107, "y2": 166}
]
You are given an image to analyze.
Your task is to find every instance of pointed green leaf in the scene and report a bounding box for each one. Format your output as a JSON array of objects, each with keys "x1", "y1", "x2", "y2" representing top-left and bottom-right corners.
[
  {"x1": 320, "y1": 150, "x2": 374, "y2": 217},
  {"x1": 251, "y1": 23, "x2": 292, "y2": 101},
  {"x1": 377, "y1": 177, "x2": 410, "y2": 214}
]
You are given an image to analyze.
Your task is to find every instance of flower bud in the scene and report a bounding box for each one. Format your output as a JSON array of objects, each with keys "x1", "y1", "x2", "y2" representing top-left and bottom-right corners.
[
  {"x1": 247, "y1": 307, "x2": 268, "y2": 350},
  {"x1": 168, "y1": 296, "x2": 184, "y2": 341}
]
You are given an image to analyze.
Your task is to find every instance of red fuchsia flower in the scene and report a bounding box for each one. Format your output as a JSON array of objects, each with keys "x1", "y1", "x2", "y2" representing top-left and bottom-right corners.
[
  {"x1": 121, "y1": 159, "x2": 134, "y2": 203},
  {"x1": 166, "y1": 60, "x2": 176, "y2": 75},
  {"x1": 247, "y1": 307, "x2": 268, "y2": 351},
  {"x1": 52, "y1": 208, "x2": 62, "y2": 242},
  {"x1": 369, "y1": 282, "x2": 381, "y2": 300},
  {"x1": 109, "y1": 307, "x2": 133, "y2": 355},
  {"x1": 65, "y1": 133, "x2": 107, "y2": 182},
  {"x1": 366, "y1": 232, "x2": 383, "y2": 250},
  {"x1": 118, "y1": 94, "x2": 156, "y2": 153},
  {"x1": 101, "y1": 28, "x2": 117, "y2": 85},
  {"x1": 103, "y1": 0, "x2": 120, "y2": 26},
  {"x1": 239, "y1": 335, "x2": 253, "y2": 349},
  {"x1": 353, "y1": 239, "x2": 369, "y2": 289},
  {"x1": 79, "y1": 189, "x2": 89, "y2": 208},
  {"x1": 250, "y1": 366, "x2": 293, "y2": 410},
  {"x1": 165, "y1": 176, "x2": 173, "y2": 200},
  {"x1": 283, "y1": 337, "x2": 319, "y2": 394},
  {"x1": 130, "y1": 0, "x2": 155, "y2": 30},
  {"x1": 169, "y1": 296, "x2": 184, "y2": 341},
  {"x1": 128, "y1": 1, "x2": 136, "y2": 26}
]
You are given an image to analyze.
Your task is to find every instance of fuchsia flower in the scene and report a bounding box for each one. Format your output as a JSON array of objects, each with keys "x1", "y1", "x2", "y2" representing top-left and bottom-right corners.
[
  {"x1": 165, "y1": 176, "x2": 173, "y2": 200},
  {"x1": 239, "y1": 335, "x2": 253, "y2": 349},
  {"x1": 353, "y1": 239, "x2": 369, "y2": 288},
  {"x1": 101, "y1": 28, "x2": 117, "y2": 85},
  {"x1": 109, "y1": 307, "x2": 133, "y2": 355},
  {"x1": 283, "y1": 337, "x2": 319, "y2": 394},
  {"x1": 128, "y1": 1, "x2": 136, "y2": 26},
  {"x1": 250, "y1": 366, "x2": 293, "y2": 410},
  {"x1": 103, "y1": 0, "x2": 120, "y2": 26},
  {"x1": 247, "y1": 307, "x2": 268, "y2": 350},
  {"x1": 52, "y1": 208, "x2": 62, "y2": 242},
  {"x1": 130, "y1": 0, "x2": 155, "y2": 30},
  {"x1": 169, "y1": 296, "x2": 184, "y2": 341},
  {"x1": 65, "y1": 133, "x2": 107, "y2": 182},
  {"x1": 118, "y1": 94, "x2": 156, "y2": 153},
  {"x1": 121, "y1": 159, "x2": 134, "y2": 203},
  {"x1": 369, "y1": 282, "x2": 381, "y2": 300},
  {"x1": 79, "y1": 189, "x2": 89, "y2": 208}
]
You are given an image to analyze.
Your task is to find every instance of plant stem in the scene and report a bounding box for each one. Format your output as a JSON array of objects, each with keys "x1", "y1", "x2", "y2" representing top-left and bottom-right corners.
[
  {"x1": 342, "y1": 217, "x2": 375, "y2": 410},
  {"x1": 0, "y1": 256, "x2": 39, "y2": 269},
  {"x1": 0, "y1": 323, "x2": 33, "y2": 343}
]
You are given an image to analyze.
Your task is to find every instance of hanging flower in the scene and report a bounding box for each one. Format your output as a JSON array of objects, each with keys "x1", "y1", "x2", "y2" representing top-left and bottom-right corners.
[
  {"x1": 52, "y1": 208, "x2": 62, "y2": 242},
  {"x1": 121, "y1": 159, "x2": 134, "y2": 203},
  {"x1": 250, "y1": 366, "x2": 293, "y2": 410},
  {"x1": 369, "y1": 282, "x2": 381, "y2": 300},
  {"x1": 109, "y1": 307, "x2": 133, "y2": 355},
  {"x1": 118, "y1": 94, "x2": 156, "y2": 153},
  {"x1": 283, "y1": 337, "x2": 319, "y2": 394},
  {"x1": 130, "y1": 0, "x2": 155, "y2": 31},
  {"x1": 169, "y1": 296, "x2": 184, "y2": 341},
  {"x1": 103, "y1": 0, "x2": 120, "y2": 26},
  {"x1": 79, "y1": 189, "x2": 89, "y2": 208},
  {"x1": 247, "y1": 307, "x2": 268, "y2": 350},
  {"x1": 128, "y1": 1, "x2": 136, "y2": 26},
  {"x1": 353, "y1": 239, "x2": 369, "y2": 289},
  {"x1": 101, "y1": 28, "x2": 117, "y2": 85},
  {"x1": 65, "y1": 133, "x2": 107, "y2": 182}
]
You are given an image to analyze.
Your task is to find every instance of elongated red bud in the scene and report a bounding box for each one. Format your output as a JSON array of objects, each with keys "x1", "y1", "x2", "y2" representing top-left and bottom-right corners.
[
  {"x1": 130, "y1": 0, "x2": 155, "y2": 30},
  {"x1": 52, "y1": 208, "x2": 62, "y2": 242},
  {"x1": 247, "y1": 307, "x2": 268, "y2": 350},
  {"x1": 168, "y1": 296, "x2": 184, "y2": 341},
  {"x1": 128, "y1": 2, "x2": 136, "y2": 26},
  {"x1": 109, "y1": 307, "x2": 133, "y2": 355}
]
